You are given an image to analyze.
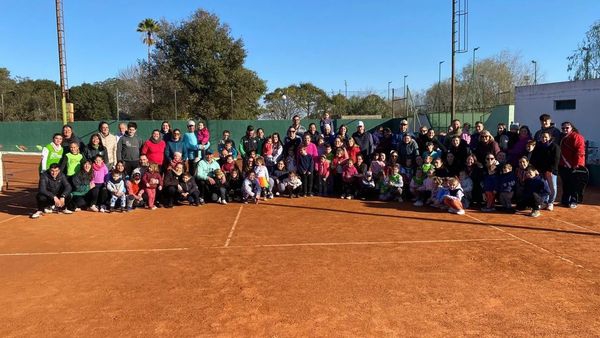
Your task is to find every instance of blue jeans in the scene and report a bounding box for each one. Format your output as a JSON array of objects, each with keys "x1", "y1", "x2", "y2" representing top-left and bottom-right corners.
[{"x1": 544, "y1": 172, "x2": 557, "y2": 204}]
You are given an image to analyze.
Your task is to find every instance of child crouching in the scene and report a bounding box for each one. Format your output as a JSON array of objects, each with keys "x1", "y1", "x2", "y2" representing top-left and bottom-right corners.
[
  {"x1": 242, "y1": 170, "x2": 261, "y2": 204},
  {"x1": 126, "y1": 169, "x2": 145, "y2": 210},
  {"x1": 443, "y1": 177, "x2": 466, "y2": 215},
  {"x1": 516, "y1": 167, "x2": 550, "y2": 218},
  {"x1": 107, "y1": 169, "x2": 127, "y2": 212}
]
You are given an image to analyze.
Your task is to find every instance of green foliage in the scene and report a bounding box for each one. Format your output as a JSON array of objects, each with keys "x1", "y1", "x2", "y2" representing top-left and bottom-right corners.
[
  {"x1": 263, "y1": 83, "x2": 330, "y2": 119},
  {"x1": 568, "y1": 21, "x2": 600, "y2": 80},
  {"x1": 69, "y1": 83, "x2": 115, "y2": 121},
  {"x1": 153, "y1": 10, "x2": 266, "y2": 120}
]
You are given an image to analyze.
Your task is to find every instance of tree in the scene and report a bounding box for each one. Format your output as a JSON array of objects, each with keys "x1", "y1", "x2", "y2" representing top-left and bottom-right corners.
[
  {"x1": 263, "y1": 83, "x2": 330, "y2": 120},
  {"x1": 567, "y1": 21, "x2": 600, "y2": 80},
  {"x1": 346, "y1": 94, "x2": 389, "y2": 116},
  {"x1": 69, "y1": 83, "x2": 114, "y2": 121},
  {"x1": 137, "y1": 18, "x2": 160, "y2": 65},
  {"x1": 153, "y1": 10, "x2": 266, "y2": 119}
]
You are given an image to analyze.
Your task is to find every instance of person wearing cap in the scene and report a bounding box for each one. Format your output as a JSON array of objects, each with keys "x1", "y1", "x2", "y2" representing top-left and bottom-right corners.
[
  {"x1": 183, "y1": 120, "x2": 202, "y2": 175},
  {"x1": 352, "y1": 121, "x2": 375, "y2": 164},
  {"x1": 534, "y1": 114, "x2": 562, "y2": 144},
  {"x1": 195, "y1": 148, "x2": 221, "y2": 202},
  {"x1": 239, "y1": 125, "x2": 258, "y2": 159},
  {"x1": 283, "y1": 126, "x2": 302, "y2": 157},
  {"x1": 392, "y1": 119, "x2": 414, "y2": 150}
]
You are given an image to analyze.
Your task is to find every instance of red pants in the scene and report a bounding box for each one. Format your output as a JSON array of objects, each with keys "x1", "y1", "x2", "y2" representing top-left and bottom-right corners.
[
  {"x1": 485, "y1": 191, "x2": 495, "y2": 208},
  {"x1": 146, "y1": 188, "x2": 157, "y2": 208}
]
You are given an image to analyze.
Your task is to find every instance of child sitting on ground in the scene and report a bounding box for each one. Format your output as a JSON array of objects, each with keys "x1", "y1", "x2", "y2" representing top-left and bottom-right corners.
[
  {"x1": 242, "y1": 170, "x2": 261, "y2": 204},
  {"x1": 283, "y1": 171, "x2": 302, "y2": 198},
  {"x1": 106, "y1": 169, "x2": 127, "y2": 212},
  {"x1": 226, "y1": 169, "x2": 243, "y2": 202},
  {"x1": 517, "y1": 167, "x2": 550, "y2": 218},
  {"x1": 443, "y1": 177, "x2": 465, "y2": 215},
  {"x1": 427, "y1": 176, "x2": 445, "y2": 207},
  {"x1": 126, "y1": 168, "x2": 145, "y2": 211},
  {"x1": 357, "y1": 171, "x2": 377, "y2": 200},
  {"x1": 497, "y1": 163, "x2": 517, "y2": 212},
  {"x1": 180, "y1": 172, "x2": 202, "y2": 206}
]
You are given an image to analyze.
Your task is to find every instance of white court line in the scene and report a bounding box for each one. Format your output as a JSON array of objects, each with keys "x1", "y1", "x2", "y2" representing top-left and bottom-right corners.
[
  {"x1": 222, "y1": 238, "x2": 515, "y2": 249},
  {"x1": 224, "y1": 205, "x2": 243, "y2": 247},
  {"x1": 549, "y1": 217, "x2": 600, "y2": 235},
  {"x1": 0, "y1": 247, "x2": 189, "y2": 257},
  {"x1": 0, "y1": 215, "x2": 20, "y2": 225},
  {"x1": 464, "y1": 213, "x2": 590, "y2": 271}
]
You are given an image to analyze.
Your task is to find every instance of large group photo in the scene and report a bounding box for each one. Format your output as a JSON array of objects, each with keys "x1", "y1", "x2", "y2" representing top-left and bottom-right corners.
[{"x1": 2, "y1": 0, "x2": 600, "y2": 336}]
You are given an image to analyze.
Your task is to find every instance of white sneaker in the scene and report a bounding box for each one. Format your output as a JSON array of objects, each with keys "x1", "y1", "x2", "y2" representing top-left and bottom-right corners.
[
  {"x1": 569, "y1": 203, "x2": 578, "y2": 209},
  {"x1": 63, "y1": 209, "x2": 73, "y2": 214},
  {"x1": 74, "y1": 208, "x2": 81, "y2": 212},
  {"x1": 99, "y1": 206, "x2": 106, "y2": 213},
  {"x1": 413, "y1": 200, "x2": 424, "y2": 207},
  {"x1": 221, "y1": 199, "x2": 228, "y2": 205},
  {"x1": 31, "y1": 211, "x2": 43, "y2": 219},
  {"x1": 346, "y1": 195, "x2": 352, "y2": 200},
  {"x1": 151, "y1": 206, "x2": 158, "y2": 210},
  {"x1": 89, "y1": 205, "x2": 99, "y2": 212},
  {"x1": 546, "y1": 203, "x2": 554, "y2": 211},
  {"x1": 340, "y1": 194, "x2": 346, "y2": 199},
  {"x1": 448, "y1": 208, "x2": 457, "y2": 214},
  {"x1": 217, "y1": 197, "x2": 222, "y2": 204},
  {"x1": 396, "y1": 197, "x2": 403, "y2": 202},
  {"x1": 43, "y1": 207, "x2": 53, "y2": 214},
  {"x1": 456, "y1": 209, "x2": 465, "y2": 215}
]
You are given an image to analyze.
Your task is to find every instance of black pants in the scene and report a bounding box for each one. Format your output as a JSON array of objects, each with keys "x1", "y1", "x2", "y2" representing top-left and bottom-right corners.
[
  {"x1": 162, "y1": 185, "x2": 180, "y2": 207},
  {"x1": 299, "y1": 172, "x2": 313, "y2": 196},
  {"x1": 342, "y1": 181, "x2": 355, "y2": 196},
  {"x1": 197, "y1": 179, "x2": 210, "y2": 200},
  {"x1": 124, "y1": 160, "x2": 139, "y2": 177},
  {"x1": 36, "y1": 193, "x2": 70, "y2": 211},
  {"x1": 559, "y1": 166, "x2": 585, "y2": 204},
  {"x1": 89, "y1": 184, "x2": 106, "y2": 206},
  {"x1": 517, "y1": 192, "x2": 544, "y2": 211},
  {"x1": 70, "y1": 190, "x2": 94, "y2": 210},
  {"x1": 186, "y1": 191, "x2": 201, "y2": 204}
]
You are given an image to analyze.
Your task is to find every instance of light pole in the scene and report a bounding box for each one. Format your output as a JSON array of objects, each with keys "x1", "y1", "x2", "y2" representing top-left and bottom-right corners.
[
  {"x1": 387, "y1": 81, "x2": 392, "y2": 102},
  {"x1": 403, "y1": 75, "x2": 408, "y2": 117},
  {"x1": 403, "y1": 75, "x2": 408, "y2": 99},
  {"x1": 174, "y1": 89, "x2": 178, "y2": 120},
  {"x1": 344, "y1": 80, "x2": 348, "y2": 97},
  {"x1": 438, "y1": 61, "x2": 445, "y2": 112},
  {"x1": 531, "y1": 60, "x2": 537, "y2": 85},
  {"x1": 472, "y1": 47, "x2": 479, "y2": 110}
]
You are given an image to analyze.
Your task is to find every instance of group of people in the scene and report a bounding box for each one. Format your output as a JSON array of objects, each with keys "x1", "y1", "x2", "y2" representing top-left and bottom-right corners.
[{"x1": 32, "y1": 112, "x2": 587, "y2": 219}]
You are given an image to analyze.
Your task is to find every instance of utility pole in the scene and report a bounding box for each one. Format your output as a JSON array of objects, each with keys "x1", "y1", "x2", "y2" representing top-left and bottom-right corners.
[
  {"x1": 115, "y1": 88, "x2": 119, "y2": 121},
  {"x1": 472, "y1": 47, "x2": 479, "y2": 110},
  {"x1": 387, "y1": 81, "x2": 392, "y2": 102},
  {"x1": 174, "y1": 89, "x2": 178, "y2": 120},
  {"x1": 53, "y1": 90, "x2": 58, "y2": 120},
  {"x1": 451, "y1": 0, "x2": 456, "y2": 121},
  {"x1": 531, "y1": 60, "x2": 537, "y2": 84},
  {"x1": 438, "y1": 61, "x2": 444, "y2": 112},
  {"x1": 391, "y1": 88, "x2": 395, "y2": 118},
  {"x1": 55, "y1": 0, "x2": 69, "y2": 125},
  {"x1": 344, "y1": 80, "x2": 348, "y2": 98}
]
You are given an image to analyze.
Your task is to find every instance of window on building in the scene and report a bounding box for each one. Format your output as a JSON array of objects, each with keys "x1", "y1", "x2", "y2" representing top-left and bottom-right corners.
[{"x1": 554, "y1": 99, "x2": 576, "y2": 110}]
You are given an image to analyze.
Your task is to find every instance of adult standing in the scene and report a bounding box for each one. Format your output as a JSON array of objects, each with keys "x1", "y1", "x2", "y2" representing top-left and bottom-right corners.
[
  {"x1": 141, "y1": 129, "x2": 167, "y2": 167},
  {"x1": 291, "y1": 115, "x2": 306, "y2": 136},
  {"x1": 271, "y1": 132, "x2": 284, "y2": 164},
  {"x1": 239, "y1": 125, "x2": 259, "y2": 159},
  {"x1": 83, "y1": 133, "x2": 109, "y2": 165},
  {"x1": 534, "y1": 114, "x2": 562, "y2": 144},
  {"x1": 283, "y1": 126, "x2": 302, "y2": 157},
  {"x1": 40, "y1": 133, "x2": 64, "y2": 173},
  {"x1": 530, "y1": 131, "x2": 560, "y2": 210},
  {"x1": 392, "y1": 119, "x2": 413, "y2": 149},
  {"x1": 31, "y1": 164, "x2": 72, "y2": 218},
  {"x1": 116, "y1": 122, "x2": 143, "y2": 176},
  {"x1": 352, "y1": 121, "x2": 375, "y2": 163},
  {"x1": 300, "y1": 133, "x2": 319, "y2": 165},
  {"x1": 255, "y1": 128, "x2": 266, "y2": 156},
  {"x1": 160, "y1": 120, "x2": 172, "y2": 143},
  {"x1": 464, "y1": 154, "x2": 484, "y2": 207},
  {"x1": 116, "y1": 122, "x2": 128, "y2": 142},
  {"x1": 507, "y1": 125, "x2": 532, "y2": 166},
  {"x1": 474, "y1": 130, "x2": 500, "y2": 164},
  {"x1": 443, "y1": 119, "x2": 463, "y2": 150},
  {"x1": 337, "y1": 124, "x2": 349, "y2": 142},
  {"x1": 61, "y1": 125, "x2": 83, "y2": 151},
  {"x1": 446, "y1": 135, "x2": 471, "y2": 167},
  {"x1": 469, "y1": 121, "x2": 485, "y2": 151},
  {"x1": 98, "y1": 121, "x2": 117, "y2": 168},
  {"x1": 306, "y1": 123, "x2": 320, "y2": 144},
  {"x1": 183, "y1": 120, "x2": 202, "y2": 175},
  {"x1": 165, "y1": 129, "x2": 186, "y2": 165},
  {"x1": 558, "y1": 121, "x2": 586, "y2": 208},
  {"x1": 397, "y1": 134, "x2": 420, "y2": 164}
]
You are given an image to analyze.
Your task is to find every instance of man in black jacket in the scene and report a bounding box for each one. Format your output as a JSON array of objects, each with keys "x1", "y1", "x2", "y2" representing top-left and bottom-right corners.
[
  {"x1": 31, "y1": 164, "x2": 72, "y2": 218},
  {"x1": 352, "y1": 121, "x2": 374, "y2": 164}
]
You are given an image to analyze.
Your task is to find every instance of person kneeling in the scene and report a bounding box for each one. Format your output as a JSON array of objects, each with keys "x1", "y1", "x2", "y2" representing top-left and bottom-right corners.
[{"x1": 517, "y1": 167, "x2": 550, "y2": 218}]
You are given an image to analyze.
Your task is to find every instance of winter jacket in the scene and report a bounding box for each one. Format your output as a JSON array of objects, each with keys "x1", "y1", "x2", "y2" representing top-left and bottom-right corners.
[
  {"x1": 388, "y1": 173, "x2": 403, "y2": 188},
  {"x1": 482, "y1": 169, "x2": 498, "y2": 192},
  {"x1": 242, "y1": 178, "x2": 260, "y2": 197},
  {"x1": 99, "y1": 133, "x2": 117, "y2": 166},
  {"x1": 346, "y1": 145, "x2": 361, "y2": 164},
  {"x1": 163, "y1": 168, "x2": 183, "y2": 188},
  {"x1": 107, "y1": 176, "x2": 126, "y2": 194},
  {"x1": 559, "y1": 132, "x2": 585, "y2": 168},
  {"x1": 71, "y1": 171, "x2": 92, "y2": 197},
  {"x1": 141, "y1": 138, "x2": 166, "y2": 165},
  {"x1": 239, "y1": 135, "x2": 258, "y2": 158},
  {"x1": 342, "y1": 165, "x2": 358, "y2": 182},
  {"x1": 352, "y1": 131, "x2": 374, "y2": 159},
  {"x1": 126, "y1": 179, "x2": 144, "y2": 197},
  {"x1": 92, "y1": 163, "x2": 109, "y2": 184},
  {"x1": 195, "y1": 159, "x2": 221, "y2": 180},
  {"x1": 397, "y1": 139, "x2": 420, "y2": 162},
  {"x1": 142, "y1": 171, "x2": 163, "y2": 190},
  {"x1": 531, "y1": 141, "x2": 560, "y2": 174},
  {"x1": 497, "y1": 172, "x2": 517, "y2": 193},
  {"x1": 165, "y1": 138, "x2": 186, "y2": 162},
  {"x1": 83, "y1": 144, "x2": 108, "y2": 164},
  {"x1": 297, "y1": 154, "x2": 314, "y2": 174},
  {"x1": 183, "y1": 132, "x2": 200, "y2": 161},
  {"x1": 523, "y1": 176, "x2": 550, "y2": 199},
  {"x1": 475, "y1": 140, "x2": 500, "y2": 163},
  {"x1": 283, "y1": 176, "x2": 302, "y2": 189},
  {"x1": 316, "y1": 159, "x2": 330, "y2": 178},
  {"x1": 534, "y1": 126, "x2": 562, "y2": 144},
  {"x1": 181, "y1": 179, "x2": 200, "y2": 195},
  {"x1": 38, "y1": 171, "x2": 71, "y2": 199},
  {"x1": 117, "y1": 134, "x2": 143, "y2": 162},
  {"x1": 196, "y1": 127, "x2": 210, "y2": 145}
]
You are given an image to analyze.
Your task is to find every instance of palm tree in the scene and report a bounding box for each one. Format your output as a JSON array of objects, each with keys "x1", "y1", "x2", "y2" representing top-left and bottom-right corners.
[
  {"x1": 137, "y1": 18, "x2": 159, "y2": 64},
  {"x1": 137, "y1": 18, "x2": 159, "y2": 105}
]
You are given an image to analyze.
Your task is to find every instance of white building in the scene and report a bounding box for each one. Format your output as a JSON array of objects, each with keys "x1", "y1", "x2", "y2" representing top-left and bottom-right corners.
[{"x1": 515, "y1": 79, "x2": 600, "y2": 163}]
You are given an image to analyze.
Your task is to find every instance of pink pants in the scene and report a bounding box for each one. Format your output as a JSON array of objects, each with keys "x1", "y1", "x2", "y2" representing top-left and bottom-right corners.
[{"x1": 146, "y1": 188, "x2": 156, "y2": 207}]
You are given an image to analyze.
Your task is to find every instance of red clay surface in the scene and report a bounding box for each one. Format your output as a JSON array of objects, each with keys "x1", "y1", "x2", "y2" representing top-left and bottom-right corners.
[{"x1": 1, "y1": 154, "x2": 600, "y2": 336}]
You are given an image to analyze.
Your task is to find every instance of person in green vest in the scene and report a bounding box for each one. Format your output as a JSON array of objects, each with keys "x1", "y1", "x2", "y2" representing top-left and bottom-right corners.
[
  {"x1": 59, "y1": 141, "x2": 85, "y2": 184},
  {"x1": 40, "y1": 133, "x2": 64, "y2": 173}
]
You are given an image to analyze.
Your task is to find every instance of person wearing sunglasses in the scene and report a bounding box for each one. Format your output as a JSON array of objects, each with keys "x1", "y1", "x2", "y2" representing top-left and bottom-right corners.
[
  {"x1": 475, "y1": 130, "x2": 500, "y2": 164},
  {"x1": 558, "y1": 121, "x2": 587, "y2": 208}
]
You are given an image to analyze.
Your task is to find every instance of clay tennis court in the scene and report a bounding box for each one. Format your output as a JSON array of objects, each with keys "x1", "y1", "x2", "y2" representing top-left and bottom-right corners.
[{"x1": 1, "y1": 154, "x2": 600, "y2": 336}]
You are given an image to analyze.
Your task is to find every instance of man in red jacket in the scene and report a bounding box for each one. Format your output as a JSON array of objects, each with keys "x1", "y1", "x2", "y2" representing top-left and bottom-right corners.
[{"x1": 558, "y1": 121, "x2": 586, "y2": 208}]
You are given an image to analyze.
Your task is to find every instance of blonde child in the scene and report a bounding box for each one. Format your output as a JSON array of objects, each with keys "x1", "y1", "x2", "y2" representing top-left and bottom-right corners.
[
  {"x1": 443, "y1": 177, "x2": 465, "y2": 215},
  {"x1": 59, "y1": 142, "x2": 84, "y2": 183},
  {"x1": 283, "y1": 171, "x2": 302, "y2": 198},
  {"x1": 213, "y1": 169, "x2": 228, "y2": 204},
  {"x1": 142, "y1": 163, "x2": 163, "y2": 210},
  {"x1": 90, "y1": 154, "x2": 108, "y2": 212},
  {"x1": 254, "y1": 157, "x2": 274, "y2": 199}
]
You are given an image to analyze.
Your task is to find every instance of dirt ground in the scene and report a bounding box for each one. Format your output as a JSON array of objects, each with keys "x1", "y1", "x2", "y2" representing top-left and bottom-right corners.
[{"x1": 1, "y1": 155, "x2": 599, "y2": 337}]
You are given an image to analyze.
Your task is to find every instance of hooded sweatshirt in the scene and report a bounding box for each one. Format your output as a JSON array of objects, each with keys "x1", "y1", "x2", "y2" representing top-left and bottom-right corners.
[{"x1": 117, "y1": 133, "x2": 143, "y2": 162}]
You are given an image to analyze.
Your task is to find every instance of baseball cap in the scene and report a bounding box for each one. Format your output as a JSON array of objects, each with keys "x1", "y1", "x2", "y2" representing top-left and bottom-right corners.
[
  {"x1": 205, "y1": 149, "x2": 213, "y2": 155},
  {"x1": 400, "y1": 119, "x2": 408, "y2": 125},
  {"x1": 357, "y1": 121, "x2": 365, "y2": 128},
  {"x1": 187, "y1": 120, "x2": 195, "y2": 127},
  {"x1": 132, "y1": 168, "x2": 141, "y2": 176}
]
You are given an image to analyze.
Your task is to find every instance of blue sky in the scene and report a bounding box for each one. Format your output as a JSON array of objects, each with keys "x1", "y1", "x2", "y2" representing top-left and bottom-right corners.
[{"x1": 1, "y1": 0, "x2": 598, "y2": 94}]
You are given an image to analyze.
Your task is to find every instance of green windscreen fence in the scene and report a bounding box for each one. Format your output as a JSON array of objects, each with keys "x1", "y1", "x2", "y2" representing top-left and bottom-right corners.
[{"x1": 0, "y1": 118, "x2": 404, "y2": 153}]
